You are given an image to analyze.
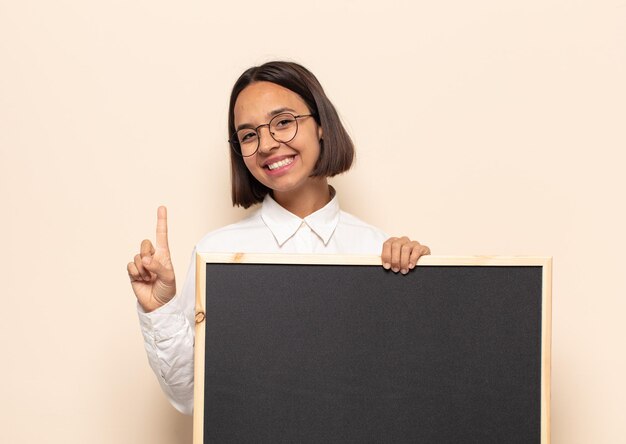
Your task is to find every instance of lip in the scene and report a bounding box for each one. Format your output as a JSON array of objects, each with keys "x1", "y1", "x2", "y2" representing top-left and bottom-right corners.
[
  {"x1": 261, "y1": 154, "x2": 297, "y2": 176},
  {"x1": 262, "y1": 154, "x2": 296, "y2": 167}
]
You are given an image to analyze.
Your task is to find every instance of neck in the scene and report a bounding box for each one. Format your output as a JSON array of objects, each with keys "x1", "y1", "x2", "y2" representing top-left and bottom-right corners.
[{"x1": 272, "y1": 178, "x2": 331, "y2": 218}]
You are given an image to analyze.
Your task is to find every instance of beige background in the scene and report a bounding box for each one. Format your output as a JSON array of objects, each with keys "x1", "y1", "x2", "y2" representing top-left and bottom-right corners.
[{"x1": 1, "y1": 0, "x2": 624, "y2": 442}]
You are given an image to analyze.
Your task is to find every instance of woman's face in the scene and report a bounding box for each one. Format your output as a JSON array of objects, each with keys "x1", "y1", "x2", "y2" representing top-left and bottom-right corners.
[{"x1": 233, "y1": 81, "x2": 323, "y2": 196}]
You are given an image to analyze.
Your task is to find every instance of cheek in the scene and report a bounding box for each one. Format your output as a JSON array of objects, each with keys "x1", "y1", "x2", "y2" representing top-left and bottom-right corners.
[
  {"x1": 309, "y1": 140, "x2": 322, "y2": 163},
  {"x1": 242, "y1": 156, "x2": 269, "y2": 184},
  {"x1": 243, "y1": 156, "x2": 257, "y2": 173},
  {"x1": 295, "y1": 133, "x2": 321, "y2": 158}
]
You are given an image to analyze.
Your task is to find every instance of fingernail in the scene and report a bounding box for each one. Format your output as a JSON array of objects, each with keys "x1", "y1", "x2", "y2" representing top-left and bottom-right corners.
[
  {"x1": 401, "y1": 269, "x2": 408, "y2": 275},
  {"x1": 143, "y1": 275, "x2": 151, "y2": 282},
  {"x1": 392, "y1": 267, "x2": 399, "y2": 273},
  {"x1": 383, "y1": 263, "x2": 391, "y2": 270},
  {"x1": 142, "y1": 256, "x2": 152, "y2": 266},
  {"x1": 409, "y1": 263, "x2": 415, "y2": 269}
]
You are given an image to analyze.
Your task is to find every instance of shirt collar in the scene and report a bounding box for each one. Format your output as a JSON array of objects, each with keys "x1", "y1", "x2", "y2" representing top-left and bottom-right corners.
[{"x1": 260, "y1": 187, "x2": 340, "y2": 247}]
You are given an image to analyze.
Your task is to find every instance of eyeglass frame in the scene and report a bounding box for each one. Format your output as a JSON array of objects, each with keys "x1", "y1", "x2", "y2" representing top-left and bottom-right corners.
[{"x1": 229, "y1": 112, "x2": 315, "y2": 157}]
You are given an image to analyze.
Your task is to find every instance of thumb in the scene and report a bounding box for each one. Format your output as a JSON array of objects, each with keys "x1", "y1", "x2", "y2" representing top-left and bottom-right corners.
[{"x1": 142, "y1": 255, "x2": 172, "y2": 281}]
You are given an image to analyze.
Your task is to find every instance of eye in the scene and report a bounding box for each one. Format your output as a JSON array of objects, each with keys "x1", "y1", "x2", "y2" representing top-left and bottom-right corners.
[
  {"x1": 238, "y1": 130, "x2": 257, "y2": 143},
  {"x1": 273, "y1": 116, "x2": 296, "y2": 129}
]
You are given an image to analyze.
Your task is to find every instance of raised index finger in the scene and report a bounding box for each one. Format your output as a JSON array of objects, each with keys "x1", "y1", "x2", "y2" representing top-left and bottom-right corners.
[{"x1": 156, "y1": 206, "x2": 169, "y2": 250}]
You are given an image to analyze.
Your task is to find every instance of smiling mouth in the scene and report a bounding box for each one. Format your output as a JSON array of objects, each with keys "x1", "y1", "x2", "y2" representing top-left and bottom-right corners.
[{"x1": 266, "y1": 156, "x2": 295, "y2": 170}]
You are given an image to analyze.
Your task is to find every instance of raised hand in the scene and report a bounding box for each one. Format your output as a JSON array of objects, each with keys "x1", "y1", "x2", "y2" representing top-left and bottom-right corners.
[
  {"x1": 381, "y1": 236, "x2": 431, "y2": 275},
  {"x1": 127, "y1": 206, "x2": 176, "y2": 312}
]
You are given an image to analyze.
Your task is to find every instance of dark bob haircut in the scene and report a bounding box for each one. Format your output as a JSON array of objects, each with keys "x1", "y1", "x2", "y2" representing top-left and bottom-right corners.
[{"x1": 228, "y1": 61, "x2": 355, "y2": 208}]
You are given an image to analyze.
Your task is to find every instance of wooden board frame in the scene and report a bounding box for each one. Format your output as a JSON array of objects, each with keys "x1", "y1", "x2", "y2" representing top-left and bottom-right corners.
[{"x1": 194, "y1": 254, "x2": 552, "y2": 443}]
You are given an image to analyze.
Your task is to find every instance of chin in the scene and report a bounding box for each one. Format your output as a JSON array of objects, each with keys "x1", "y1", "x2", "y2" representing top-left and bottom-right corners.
[{"x1": 266, "y1": 181, "x2": 306, "y2": 194}]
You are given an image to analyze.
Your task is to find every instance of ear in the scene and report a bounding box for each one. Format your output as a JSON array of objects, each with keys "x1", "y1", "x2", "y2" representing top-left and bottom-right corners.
[{"x1": 317, "y1": 125, "x2": 323, "y2": 140}]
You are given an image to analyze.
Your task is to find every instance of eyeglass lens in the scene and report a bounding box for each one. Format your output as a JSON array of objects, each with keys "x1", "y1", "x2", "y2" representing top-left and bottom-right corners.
[{"x1": 234, "y1": 113, "x2": 299, "y2": 156}]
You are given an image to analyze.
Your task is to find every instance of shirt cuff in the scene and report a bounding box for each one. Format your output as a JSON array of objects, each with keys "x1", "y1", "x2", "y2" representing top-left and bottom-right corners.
[{"x1": 137, "y1": 294, "x2": 188, "y2": 339}]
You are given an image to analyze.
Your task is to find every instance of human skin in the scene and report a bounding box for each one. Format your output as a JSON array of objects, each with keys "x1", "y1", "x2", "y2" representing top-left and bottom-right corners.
[{"x1": 127, "y1": 81, "x2": 430, "y2": 312}]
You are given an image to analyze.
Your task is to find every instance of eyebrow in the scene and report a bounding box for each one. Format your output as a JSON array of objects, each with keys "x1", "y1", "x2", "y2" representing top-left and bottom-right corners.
[{"x1": 236, "y1": 107, "x2": 299, "y2": 131}]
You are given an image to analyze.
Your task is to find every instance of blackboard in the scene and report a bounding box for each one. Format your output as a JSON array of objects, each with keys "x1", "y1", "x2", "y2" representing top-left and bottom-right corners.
[{"x1": 193, "y1": 254, "x2": 551, "y2": 444}]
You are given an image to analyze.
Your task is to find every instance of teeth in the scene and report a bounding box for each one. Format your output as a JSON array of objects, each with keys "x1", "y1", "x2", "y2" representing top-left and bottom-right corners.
[{"x1": 267, "y1": 157, "x2": 294, "y2": 170}]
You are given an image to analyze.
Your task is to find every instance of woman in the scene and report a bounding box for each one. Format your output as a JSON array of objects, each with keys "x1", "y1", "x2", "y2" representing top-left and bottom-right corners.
[{"x1": 127, "y1": 61, "x2": 431, "y2": 414}]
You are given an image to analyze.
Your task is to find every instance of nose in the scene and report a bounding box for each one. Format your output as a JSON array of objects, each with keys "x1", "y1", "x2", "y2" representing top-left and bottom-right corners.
[{"x1": 257, "y1": 125, "x2": 280, "y2": 154}]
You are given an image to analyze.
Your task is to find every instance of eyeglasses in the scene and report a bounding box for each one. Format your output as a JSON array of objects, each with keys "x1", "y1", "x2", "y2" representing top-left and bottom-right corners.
[{"x1": 229, "y1": 113, "x2": 314, "y2": 157}]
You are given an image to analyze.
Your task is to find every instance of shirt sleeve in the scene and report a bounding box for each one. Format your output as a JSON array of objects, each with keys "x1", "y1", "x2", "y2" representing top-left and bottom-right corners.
[{"x1": 136, "y1": 248, "x2": 197, "y2": 415}]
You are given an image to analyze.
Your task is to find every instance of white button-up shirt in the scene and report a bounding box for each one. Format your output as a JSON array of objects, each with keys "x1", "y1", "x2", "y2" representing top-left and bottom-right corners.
[{"x1": 137, "y1": 191, "x2": 388, "y2": 414}]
